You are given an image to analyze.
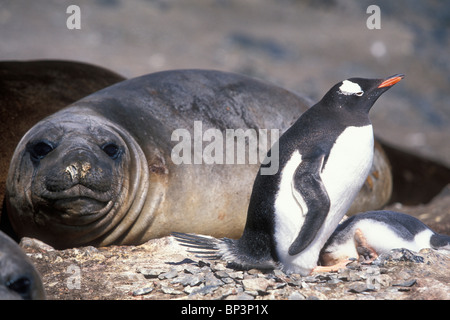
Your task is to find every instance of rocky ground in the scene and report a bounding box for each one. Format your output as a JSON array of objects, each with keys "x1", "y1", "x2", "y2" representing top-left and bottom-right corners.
[
  {"x1": 22, "y1": 235, "x2": 449, "y2": 300},
  {"x1": 22, "y1": 185, "x2": 450, "y2": 300}
]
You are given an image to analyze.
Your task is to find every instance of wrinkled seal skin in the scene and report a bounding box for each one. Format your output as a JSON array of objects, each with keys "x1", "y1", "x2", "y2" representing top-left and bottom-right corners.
[
  {"x1": 0, "y1": 231, "x2": 45, "y2": 299},
  {"x1": 0, "y1": 60, "x2": 126, "y2": 225},
  {"x1": 4, "y1": 69, "x2": 393, "y2": 249}
]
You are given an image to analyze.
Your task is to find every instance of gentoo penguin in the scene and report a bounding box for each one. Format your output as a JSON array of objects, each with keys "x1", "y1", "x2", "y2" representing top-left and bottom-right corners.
[
  {"x1": 174, "y1": 74, "x2": 404, "y2": 275},
  {"x1": 319, "y1": 210, "x2": 450, "y2": 269}
]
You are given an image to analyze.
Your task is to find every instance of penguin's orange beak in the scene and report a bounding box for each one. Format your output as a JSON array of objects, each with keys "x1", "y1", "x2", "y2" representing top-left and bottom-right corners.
[{"x1": 378, "y1": 74, "x2": 404, "y2": 88}]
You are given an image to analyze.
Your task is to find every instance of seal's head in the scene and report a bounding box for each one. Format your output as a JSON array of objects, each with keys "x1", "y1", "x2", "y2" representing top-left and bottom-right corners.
[
  {"x1": 0, "y1": 231, "x2": 45, "y2": 300},
  {"x1": 5, "y1": 108, "x2": 149, "y2": 248}
]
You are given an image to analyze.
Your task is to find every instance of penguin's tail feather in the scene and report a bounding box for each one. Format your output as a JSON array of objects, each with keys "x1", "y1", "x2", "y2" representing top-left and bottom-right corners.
[
  {"x1": 171, "y1": 232, "x2": 225, "y2": 259},
  {"x1": 172, "y1": 232, "x2": 279, "y2": 270},
  {"x1": 430, "y1": 233, "x2": 450, "y2": 251}
]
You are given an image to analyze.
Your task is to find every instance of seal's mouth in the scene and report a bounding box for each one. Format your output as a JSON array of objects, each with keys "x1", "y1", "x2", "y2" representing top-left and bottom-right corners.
[
  {"x1": 36, "y1": 185, "x2": 114, "y2": 225},
  {"x1": 53, "y1": 197, "x2": 110, "y2": 215}
]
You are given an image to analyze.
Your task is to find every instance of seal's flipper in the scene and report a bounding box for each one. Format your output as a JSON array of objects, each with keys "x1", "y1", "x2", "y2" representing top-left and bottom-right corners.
[{"x1": 288, "y1": 154, "x2": 330, "y2": 256}]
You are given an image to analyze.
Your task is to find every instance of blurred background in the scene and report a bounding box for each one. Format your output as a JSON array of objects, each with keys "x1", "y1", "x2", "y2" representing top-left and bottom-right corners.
[{"x1": 1, "y1": 0, "x2": 449, "y2": 165}]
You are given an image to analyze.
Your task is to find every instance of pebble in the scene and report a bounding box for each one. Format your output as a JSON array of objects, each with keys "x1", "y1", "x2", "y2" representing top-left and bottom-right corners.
[
  {"x1": 227, "y1": 271, "x2": 244, "y2": 280},
  {"x1": 242, "y1": 278, "x2": 271, "y2": 292},
  {"x1": 161, "y1": 285, "x2": 183, "y2": 295},
  {"x1": 204, "y1": 272, "x2": 224, "y2": 286},
  {"x1": 348, "y1": 283, "x2": 373, "y2": 294},
  {"x1": 214, "y1": 270, "x2": 229, "y2": 279},
  {"x1": 288, "y1": 292, "x2": 306, "y2": 300},
  {"x1": 393, "y1": 279, "x2": 417, "y2": 287},
  {"x1": 138, "y1": 268, "x2": 164, "y2": 279},
  {"x1": 159, "y1": 268, "x2": 179, "y2": 280},
  {"x1": 210, "y1": 263, "x2": 227, "y2": 271},
  {"x1": 221, "y1": 277, "x2": 236, "y2": 284},
  {"x1": 188, "y1": 285, "x2": 220, "y2": 297},
  {"x1": 225, "y1": 292, "x2": 255, "y2": 300},
  {"x1": 132, "y1": 286, "x2": 154, "y2": 296},
  {"x1": 171, "y1": 274, "x2": 203, "y2": 287},
  {"x1": 184, "y1": 266, "x2": 201, "y2": 274}
]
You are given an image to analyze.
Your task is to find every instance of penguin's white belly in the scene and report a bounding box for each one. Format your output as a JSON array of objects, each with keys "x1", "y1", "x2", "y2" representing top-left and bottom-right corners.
[
  {"x1": 275, "y1": 125, "x2": 374, "y2": 275},
  {"x1": 320, "y1": 125, "x2": 374, "y2": 219},
  {"x1": 354, "y1": 221, "x2": 434, "y2": 254}
]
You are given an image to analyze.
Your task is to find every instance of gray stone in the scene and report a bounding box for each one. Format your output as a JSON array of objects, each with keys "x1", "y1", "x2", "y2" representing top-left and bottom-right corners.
[
  {"x1": 160, "y1": 286, "x2": 183, "y2": 295},
  {"x1": 393, "y1": 279, "x2": 417, "y2": 287},
  {"x1": 138, "y1": 268, "x2": 164, "y2": 279},
  {"x1": 242, "y1": 278, "x2": 271, "y2": 292},
  {"x1": 204, "y1": 272, "x2": 224, "y2": 287},
  {"x1": 158, "y1": 268, "x2": 179, "y2": 280},
  {"x1": 189, "y1": 285, "x2": 220, "y2": 297},
  {"x1": 132, "y1": 287, "x2": 154, "y2": 296},
  {"x1": 288, "y1": 291, "x2": 306, "y2": 300},
  {"x1": 172, "y1": 274, "x2": 204, "y2": 287}
]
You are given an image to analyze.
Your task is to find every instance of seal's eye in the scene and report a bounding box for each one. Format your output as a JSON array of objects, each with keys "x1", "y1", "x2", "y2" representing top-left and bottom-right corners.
[
  {"x1": 29, "y1": 141, "x2": 54, "y2": 161},
  {"x1": 102, "y1": 143, "x2": 121, "y2": 160},
  {"x1": 7, "y1": 276, "x2": 32, "y2": 299}
]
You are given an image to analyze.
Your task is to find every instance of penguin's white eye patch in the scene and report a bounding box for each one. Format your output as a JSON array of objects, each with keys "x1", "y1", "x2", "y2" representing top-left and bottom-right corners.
[{"x1": 339, "y1": 80, "x2": 363, "y2": 96}]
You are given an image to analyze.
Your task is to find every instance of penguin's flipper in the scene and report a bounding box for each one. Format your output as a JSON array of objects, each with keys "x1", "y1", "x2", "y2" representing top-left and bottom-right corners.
[{"x1": 288, "y1": 154, "x2": 331, "y2": 256}]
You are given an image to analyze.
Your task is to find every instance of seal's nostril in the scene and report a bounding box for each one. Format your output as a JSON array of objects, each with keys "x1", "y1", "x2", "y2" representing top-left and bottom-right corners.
[
  {"x1": 80, "y1": 162, "x2": 91, "y2": 179},
  {"x1": 63, "y1": 161, "x2": 91, "y2": 182},
  {"x1": 65, "y1": 164, "x2": 78, "y2": 181}
]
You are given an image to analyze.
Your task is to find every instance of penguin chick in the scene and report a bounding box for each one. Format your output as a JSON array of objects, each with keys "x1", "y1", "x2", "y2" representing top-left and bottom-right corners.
[
  {"x1": 319, "y1": 210, "x2": 450, "y2": 268},
  {"x1": 174, "y1": 74, "x2": 404, "y2": 275}
]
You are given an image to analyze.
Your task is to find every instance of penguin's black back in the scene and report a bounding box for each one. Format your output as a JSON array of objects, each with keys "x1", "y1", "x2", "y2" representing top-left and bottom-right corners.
[{"x1": 234, "y1": 147, "x2": 280, "y2": 264}]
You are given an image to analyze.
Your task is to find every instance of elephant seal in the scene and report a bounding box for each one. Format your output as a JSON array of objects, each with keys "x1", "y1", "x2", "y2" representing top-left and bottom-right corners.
[
  {"x1": 0, "y1": 60, "x2": 125, "y2": 220},
  {"x1": 4, "y1": 69, "x2": 392, "y2": 249},
  {"x1": 0, "y1": 230, "x2": 45, "y2": 299}
]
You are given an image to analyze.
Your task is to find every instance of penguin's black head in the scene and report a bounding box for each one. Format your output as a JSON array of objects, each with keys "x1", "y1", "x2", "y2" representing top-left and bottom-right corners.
[{"x1": 321, "y1": 74, "x2": 404, "y2": 115}]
